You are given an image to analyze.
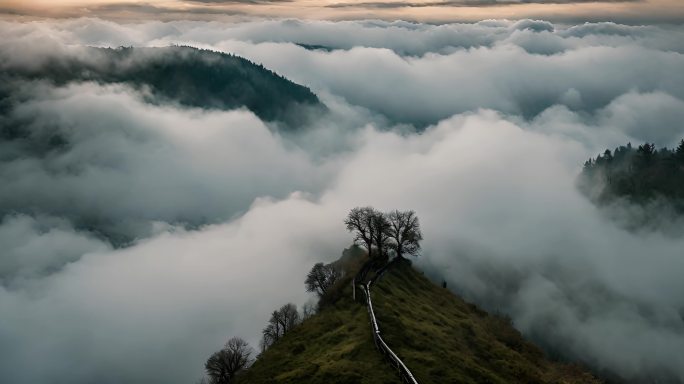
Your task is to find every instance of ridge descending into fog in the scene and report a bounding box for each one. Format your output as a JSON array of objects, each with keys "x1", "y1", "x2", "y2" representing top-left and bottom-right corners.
[{"x1": 240, "y1": 252, "x2": 600, "y2": 384}]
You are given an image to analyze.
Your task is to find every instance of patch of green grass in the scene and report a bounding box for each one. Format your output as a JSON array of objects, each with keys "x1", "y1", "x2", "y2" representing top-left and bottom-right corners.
[
  {"x1": 238, "y1": 252, "x2": 401, "y2": 384},
  {"x1": 371, "y1": 262, "x2": 601, "y2": 384},
  {"x1": 238, "y1": 292, "x2": 402, "y2": 384}
]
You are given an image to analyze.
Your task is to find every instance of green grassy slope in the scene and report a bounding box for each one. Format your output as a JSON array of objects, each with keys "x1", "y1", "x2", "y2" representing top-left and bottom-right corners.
[
  {"x1": 239, "y1": 253, "x2": 600, "y2": 384},
  {"x1": 238, "y1": 248, "x2": 400, "y2": 384},
  {"x1": 238, "y1": 290, "x2": 401, "y2": 384},
  {"x1": 371, "y1": 262, "x2": 601, "y2": 384}
]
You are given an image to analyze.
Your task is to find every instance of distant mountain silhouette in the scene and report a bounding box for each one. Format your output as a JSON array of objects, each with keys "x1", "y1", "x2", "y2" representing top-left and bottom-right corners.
[{"x1": 4, "y1": 46, "x2": 325, "y2": 127}]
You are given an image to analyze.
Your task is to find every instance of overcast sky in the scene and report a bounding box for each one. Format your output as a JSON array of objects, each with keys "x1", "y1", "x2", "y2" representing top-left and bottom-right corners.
[{"x1": 1, "y1": 0, "x2": 684, "y2": 23}]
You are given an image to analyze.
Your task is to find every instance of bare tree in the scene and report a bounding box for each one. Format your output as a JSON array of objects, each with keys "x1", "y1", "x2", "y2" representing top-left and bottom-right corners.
[
  {"x1": 344, "y1": 207, "x2": 376, "y2": 259},
  {"x1": 205, "y1": 337, "x2": 254, "y2": 384},
  {"x1": 305, "y1": 262, "x2": 341, "y2": 298},
  {"x1": 260, "y1": 303, "x2": 300, "y2": 351},
  {"x1": 277, "y1": 303, "x2": 300, "y2": 333},
  {"x1": 260, "y1": 323, "x2": 279, "y2": 352},
  {"x1": 302, "y1": 299, "x2": 317, "y2": 320},
  {"x1": 386, "y1": 210, "x2": 423, "y2": 259},
  {"x1": 371, "y1": 210, "x2": 391, "y2": 261}
]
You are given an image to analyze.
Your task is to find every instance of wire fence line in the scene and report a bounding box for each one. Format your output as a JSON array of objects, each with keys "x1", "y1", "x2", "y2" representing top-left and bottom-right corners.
[{"x1": 356, "y1": 263, "x2": 419, "y2": 384}]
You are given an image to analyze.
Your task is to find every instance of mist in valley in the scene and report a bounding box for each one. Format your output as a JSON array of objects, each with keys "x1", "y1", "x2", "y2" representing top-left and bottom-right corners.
[{"x1": 1, "y1": 17, "x2": 684, "y2": 384}]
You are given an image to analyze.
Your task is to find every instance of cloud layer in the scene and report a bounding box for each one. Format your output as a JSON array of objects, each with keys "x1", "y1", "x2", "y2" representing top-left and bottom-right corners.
[
  {"x1": 1, "y1": 17, "x2": 684, "y2": 384},
  {"x1": 3, "y1": 0, "x2": 683, "y2": 23},
  {"x1": 0, "y1": 81, "x2": 326, "y2": 244},
  {"x1": 327, "y1": 0, "x2": 642, "y2": 9}
]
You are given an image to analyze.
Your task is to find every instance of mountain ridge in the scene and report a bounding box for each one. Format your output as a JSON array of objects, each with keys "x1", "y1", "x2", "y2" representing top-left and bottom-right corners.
[{"x1": 237, "y1": 249, "x2": 601, "y2": 384}]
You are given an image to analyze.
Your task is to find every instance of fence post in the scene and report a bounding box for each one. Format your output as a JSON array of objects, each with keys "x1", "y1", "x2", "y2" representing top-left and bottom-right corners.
[{"x1": 353, "y1": 280, "x2": 356, "y2": 301}]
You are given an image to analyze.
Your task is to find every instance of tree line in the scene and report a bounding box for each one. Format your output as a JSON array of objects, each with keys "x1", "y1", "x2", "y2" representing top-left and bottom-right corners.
[{"x1": 580, "y1": 139, "x2": 684, "y2": 210}]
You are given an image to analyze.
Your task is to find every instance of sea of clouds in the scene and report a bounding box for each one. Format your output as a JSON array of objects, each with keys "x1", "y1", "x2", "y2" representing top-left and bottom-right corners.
[{"x1": 1, "y1": 17, "x2": 684, "y2": 384}]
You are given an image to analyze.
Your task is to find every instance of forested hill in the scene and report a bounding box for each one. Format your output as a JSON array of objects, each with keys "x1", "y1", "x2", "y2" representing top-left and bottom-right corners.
[
  {"x1": 579, "y1": 140, "x2": 684, "y2": 210},
  {"x1": 2, "y1": 46, "x2": 324, "y2": 126}
]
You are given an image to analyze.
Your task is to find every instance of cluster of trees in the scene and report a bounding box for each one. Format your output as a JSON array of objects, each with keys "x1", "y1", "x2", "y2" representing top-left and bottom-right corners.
[
  {"x1": 580, "y1": 140, "x2": 684, "y2": 209},
  {"x1": 260, "y1": 303, "x2": 301, "y2": 351},
  {"x1": 202, "y1": 303, "x2": 304, "y2": 383},
  {"x1": 344, "y1": 207, "x2": 423, "y2": 264}
]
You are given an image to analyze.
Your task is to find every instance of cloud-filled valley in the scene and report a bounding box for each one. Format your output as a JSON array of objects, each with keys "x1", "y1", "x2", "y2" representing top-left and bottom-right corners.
[{"x1": 1, "y1": 17, "x2": 684, "y2": 384}]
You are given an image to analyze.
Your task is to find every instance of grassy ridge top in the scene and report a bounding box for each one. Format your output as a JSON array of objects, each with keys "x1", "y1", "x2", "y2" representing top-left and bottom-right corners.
[
  {"x1": 371, "y1": 262, "x2": 600, "y2": 384},
  {"x1": 239, "y1": 252, "x2": 600, "y2": 384}
]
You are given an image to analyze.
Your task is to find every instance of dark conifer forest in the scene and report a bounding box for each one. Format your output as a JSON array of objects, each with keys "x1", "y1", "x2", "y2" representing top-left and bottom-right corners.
[{"x1": 580, "y1": 140, "x2": 684, "y2": 211}]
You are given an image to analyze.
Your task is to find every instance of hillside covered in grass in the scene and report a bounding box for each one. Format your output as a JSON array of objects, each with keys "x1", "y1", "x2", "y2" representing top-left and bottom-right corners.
[
  {"x1": 371, "y1": 262, "x2": 600, "y2": 384},
  {"x1": 237, "y1": 250, "x2": 600, "y2": 384},
  {"x1": 237, "y1": 291, "x2": 402, "y2": 384}
]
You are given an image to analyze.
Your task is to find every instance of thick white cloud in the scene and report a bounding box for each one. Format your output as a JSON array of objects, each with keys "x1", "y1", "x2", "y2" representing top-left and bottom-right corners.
[
  {"x1": 0, "y1": 195, "x2": 348, "y2": 384},
  {"x1": 222, "y1": 41, "x2": 684, "y2": 126},
  {"x1": 5, "y1": 102, "x2": 683, "y2": 383},
  {"x1": 0, "y1": 214, "x2": 110, "y2": 284},
  {"x1": 0, "y1": 82, "x2": 328, "y2": 242},
  {"x1": 5, "y1": 17, "x2": 684, "y2": 56},
  {"x1": 1, "y1": 17, "x2": 684, "y2": 384},
  {"x1": 3, "y1": 18, "x2": 684, "y2": 127},
  {"x1": 597, "y1": 91, "x2": 684, "y2": 146},
  {"x1": 322, "y1": 112, "x2": 684, "y2": 381}
]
